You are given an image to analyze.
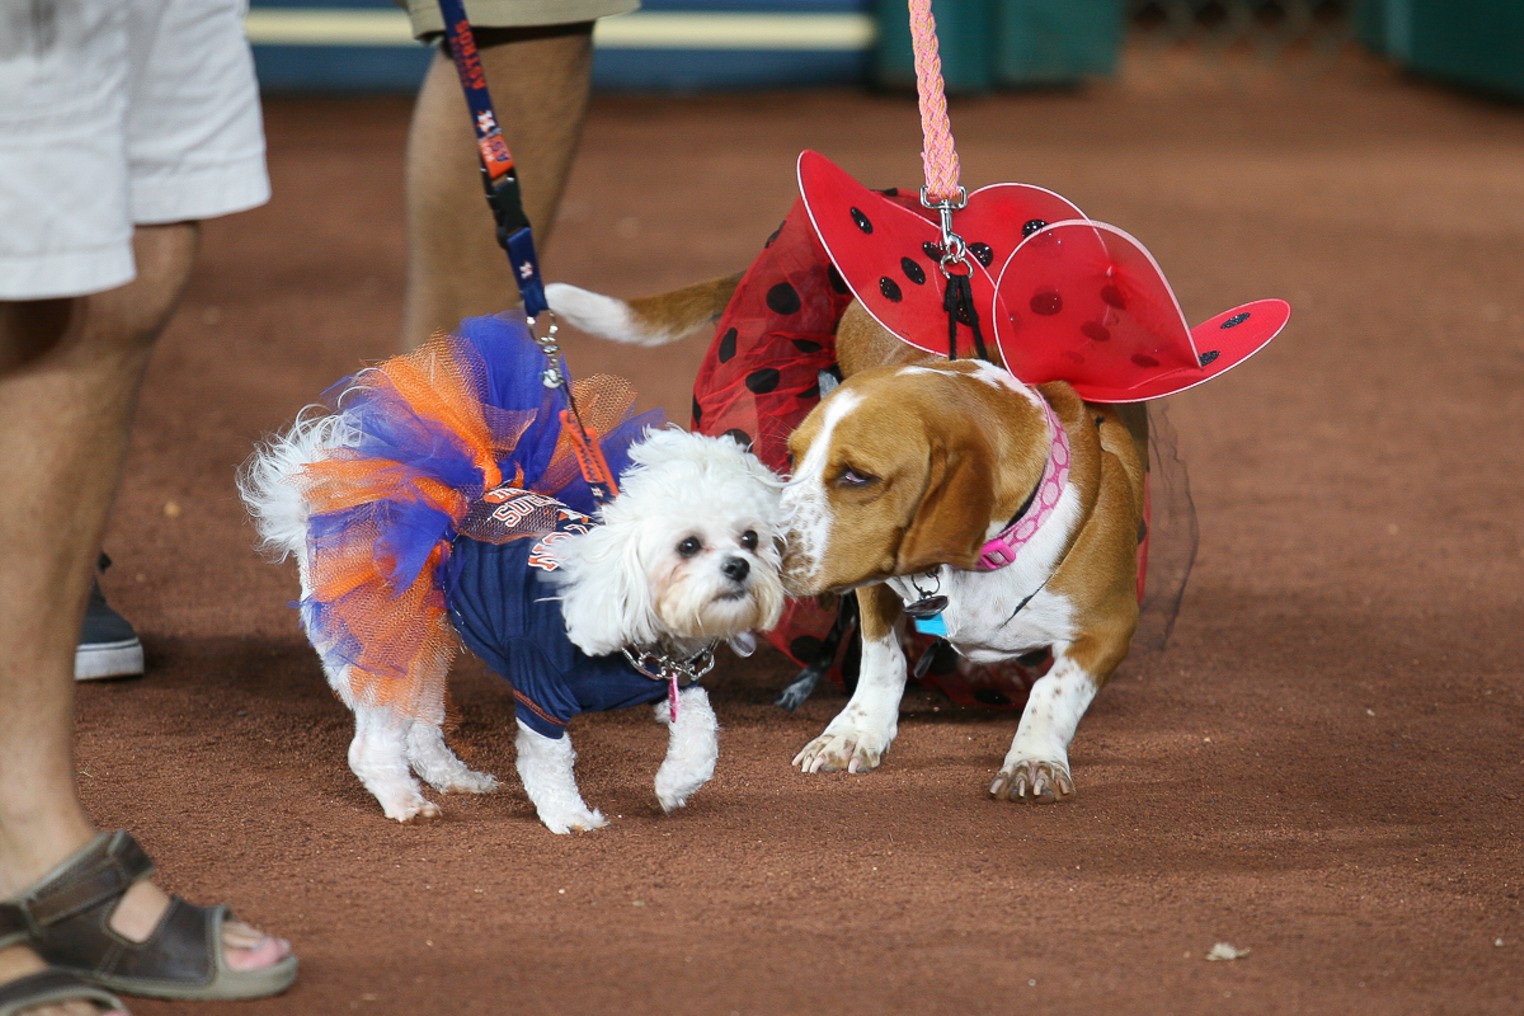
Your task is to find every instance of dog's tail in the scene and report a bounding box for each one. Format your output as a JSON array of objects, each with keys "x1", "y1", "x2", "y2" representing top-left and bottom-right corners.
[
  {"x1": 238, "y1": 408, "x2": 355, "y2": 564},
  {"x1": 545, "y1": 275, "x2": 742, "y2": 347}
]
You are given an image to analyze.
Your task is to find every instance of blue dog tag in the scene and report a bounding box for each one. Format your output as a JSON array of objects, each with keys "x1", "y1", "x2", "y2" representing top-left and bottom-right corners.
[{"x1": 913, "y1": 613, "x2": 947, "y2": 637}]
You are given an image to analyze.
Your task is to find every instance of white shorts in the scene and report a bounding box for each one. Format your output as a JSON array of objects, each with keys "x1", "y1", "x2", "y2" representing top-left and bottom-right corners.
[{"x1": 0, "y1": 0, "x2": 270, "y2": 300}]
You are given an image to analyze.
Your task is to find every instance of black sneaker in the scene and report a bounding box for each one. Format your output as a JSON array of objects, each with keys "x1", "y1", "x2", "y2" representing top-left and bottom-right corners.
[{"x1": 75, "y1": 554, "x2": 144, "y2": 681}]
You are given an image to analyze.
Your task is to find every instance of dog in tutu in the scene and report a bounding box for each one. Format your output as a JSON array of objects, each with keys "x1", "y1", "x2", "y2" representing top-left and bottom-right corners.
[{"x1": 239, "y1": 314, "x2": 785, "y2": 831}]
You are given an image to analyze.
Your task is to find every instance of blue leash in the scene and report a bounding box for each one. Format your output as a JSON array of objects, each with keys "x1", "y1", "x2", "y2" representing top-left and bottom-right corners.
[
  {"x1": 433, "y1": 0, "x2": 617, "y2": 502},
  {"x1": 436, "y1": 0, "x2": 548, "y2": 319}
]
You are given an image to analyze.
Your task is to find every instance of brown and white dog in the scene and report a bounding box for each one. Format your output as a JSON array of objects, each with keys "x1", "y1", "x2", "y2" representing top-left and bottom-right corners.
[{"x1": 547, "y1": 281, "x2": 1147, "y2": 803}]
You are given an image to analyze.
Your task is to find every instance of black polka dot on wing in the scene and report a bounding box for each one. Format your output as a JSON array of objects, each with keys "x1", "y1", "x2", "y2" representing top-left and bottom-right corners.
[
  {"x1": 1030, "y1": 290, "x2": 1063, "y2": 316},
  {"x1": 722, "y1": 428, "x2": 754, "y2": 450},
  {"x1": 901, "y1": 257, "x2": 926, "y2": 285},
  {"x1": 850, "y1": 208, "x2": 873, "y2": 234},
  {"x1": 827, "y1": 264, "x2": 850, "y2": 294},
  {"x1": 1100, "y1": 285, "x2": 1126, "y2": 309},
  {"x1": 969, "y1": 242, "x2": 993, "y2": 267},
  {"x1": 717, "y1": 327, "x2": 738, "y2": 363},
  {"x1": 1132, "y1": 353, "x2": 1160, "y2": 368},
  {"x1": 692, "y1": 396, "x2": 703, "y2": 426},
  {"x1": 1221, "y1": 312, "x2": 1250, "y2": 329},
  {"x1": 800, "y1": 382, "x2": 821, "y2": 400},
  {"x1": 922, "y1": 241, "x2": 943, "y2": 261},
  {"x1": 879, "y1": 277, "x2": 903, "y2": 302},
  {"x1": 766, "y1": 283, "x2": 801, "y2": 315},
  {"x1": 745, "y1": 368, "x2": 781, "y2": 394},
  {"x1": 1023, "y1": 218, "x2": 1047, "y2": 237},
  {"x1": 792, "y1": 338, "x2": 824, "y2": 353},
  {"x1": 1082, "y1": 321, "x2": 1111, "y2": 342},
  {"x1": 1198, "y1": 349, "x2": 1220, "y2": 366}
]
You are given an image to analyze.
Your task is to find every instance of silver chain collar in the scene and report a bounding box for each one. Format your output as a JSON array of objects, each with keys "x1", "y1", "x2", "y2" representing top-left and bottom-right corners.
[{"x1": 621, "y1": 643, "x2": 717, "y2": 686}]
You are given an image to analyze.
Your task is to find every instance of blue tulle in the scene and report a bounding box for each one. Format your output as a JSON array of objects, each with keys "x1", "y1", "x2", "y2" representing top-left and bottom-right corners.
[{"x1": 309, "y1": 312, "x2": 664, "y2": 601}]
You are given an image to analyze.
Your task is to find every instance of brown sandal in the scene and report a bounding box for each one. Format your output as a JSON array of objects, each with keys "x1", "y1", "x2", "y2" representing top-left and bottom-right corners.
[
  {"x1": 1, "y1": 902, "x2": 126, "y2": 1015},
  {"x1": 4, "y1": 831, "x2": 296, "y2": 1001}
]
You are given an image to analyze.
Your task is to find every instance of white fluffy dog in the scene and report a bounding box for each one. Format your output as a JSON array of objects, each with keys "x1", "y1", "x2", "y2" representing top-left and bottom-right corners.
[{"x1": 240, "y1": 331, "x2": 785, "y2": 832}]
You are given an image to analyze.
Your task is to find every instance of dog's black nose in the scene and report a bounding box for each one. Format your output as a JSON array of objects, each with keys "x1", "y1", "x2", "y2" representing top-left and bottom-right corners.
[{"x1": 721, "y1": 556, "x2": 750, "y2": 582}]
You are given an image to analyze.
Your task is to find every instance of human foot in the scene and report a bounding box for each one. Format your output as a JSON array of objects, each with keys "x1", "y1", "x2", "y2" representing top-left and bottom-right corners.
[
  {"x1": 108, "y1": 881, "x2": 292, "y2": 973},
  {"x1": 10, "y1": 832, "x2": 296, "y2": 1000},
  {"x1": 0, "y1": 944, "x2": 126, "y2": 1016}
]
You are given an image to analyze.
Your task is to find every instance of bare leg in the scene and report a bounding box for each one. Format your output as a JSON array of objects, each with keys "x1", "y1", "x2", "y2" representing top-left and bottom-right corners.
[
  {"x1": 0, "y1": 226, "x2": 289, "y2": 1002},
  {"x1": 402, "y1": 23, "x2": 596, "y2": 344}
]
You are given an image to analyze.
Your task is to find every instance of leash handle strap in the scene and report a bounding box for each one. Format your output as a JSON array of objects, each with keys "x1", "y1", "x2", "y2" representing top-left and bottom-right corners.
[
  {"x1": 436, "y1": 0, "x2": 549, "y2": 316},
  {"x1": 908, "y1": 0, "x2": 962, "y2": 204}
]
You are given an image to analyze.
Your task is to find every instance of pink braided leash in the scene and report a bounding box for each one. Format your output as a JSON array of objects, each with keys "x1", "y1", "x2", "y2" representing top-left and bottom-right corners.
[{"x1": 909, "y1": 0, "x2": 962, "y2": 204}]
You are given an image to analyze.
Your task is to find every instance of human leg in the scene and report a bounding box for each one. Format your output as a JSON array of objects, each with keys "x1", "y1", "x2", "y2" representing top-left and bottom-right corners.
[
  {"x1": 402, "y1": 23, "x2": 597, "y2": 341},
  {"x1": 0, "y1": 225, "x2": 290, "y2": 1002}
]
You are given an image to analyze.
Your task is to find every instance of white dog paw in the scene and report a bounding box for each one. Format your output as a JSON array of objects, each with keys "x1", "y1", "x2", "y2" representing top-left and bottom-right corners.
[
  {"x1": 989, "y1": 757, "x2": 1075, "y2": 803},
  {"x1": 656, "y1": 788, "x2": 689, "y2": 813},
  {"x1": 382, "y1": 796, "x2": 443, "y2": 823},
  {"x1": 431, "y1": 769, "x2": 500, "y2": 796},
  {"x1": 655, "y1": 769, "x2": 707, "y2": 813},
  {"x1": 539, "y1": 805, "x2": 609, "y2": 835},
  {"x1": 792, "y1": 729, "x2": 888, "y2": 774}
]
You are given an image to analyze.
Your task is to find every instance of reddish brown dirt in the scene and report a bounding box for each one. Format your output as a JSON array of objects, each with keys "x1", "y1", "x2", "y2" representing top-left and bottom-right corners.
[{"x1": 81, "y1": 60, "x2": 1522, "y2": 1015}]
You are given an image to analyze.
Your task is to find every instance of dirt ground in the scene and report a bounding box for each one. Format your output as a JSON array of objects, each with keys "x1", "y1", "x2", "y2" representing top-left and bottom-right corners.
[{"x1": 78, "y1": 55, "x2": 1523, "y2": 1015}]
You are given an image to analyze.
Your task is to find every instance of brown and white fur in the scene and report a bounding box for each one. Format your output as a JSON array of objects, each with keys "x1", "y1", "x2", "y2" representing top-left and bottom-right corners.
[{"x1": 547, "y1": 279, "x2": 1147, "y2": 802}]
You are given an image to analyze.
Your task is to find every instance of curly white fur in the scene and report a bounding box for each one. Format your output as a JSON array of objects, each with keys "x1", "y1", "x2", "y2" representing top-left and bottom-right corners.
[{"x1": 553, "y1": 427, "x2": 786, "y2": 657}]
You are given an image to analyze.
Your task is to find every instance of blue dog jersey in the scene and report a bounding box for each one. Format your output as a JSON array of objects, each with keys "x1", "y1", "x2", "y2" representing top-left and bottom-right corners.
[{"x1": 444, "y1": 488, "x2": 667, "y2": 739}]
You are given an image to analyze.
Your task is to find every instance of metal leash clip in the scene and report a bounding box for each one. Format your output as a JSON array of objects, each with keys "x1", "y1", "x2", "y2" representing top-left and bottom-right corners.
[
  {"x1": 920, "y1": 184, "x2": 969, "y2": 275},
  {"x1": 526, "y1": 310, "x2": 563, "y2": 388}
]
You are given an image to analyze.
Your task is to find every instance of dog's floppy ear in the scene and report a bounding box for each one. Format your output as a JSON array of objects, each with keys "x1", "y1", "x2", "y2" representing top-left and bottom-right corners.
[
  {"x1": 895, "y1": 434, "x2": 996, "y2": 574},
  {"x1": 553, "y1": 519, "x2": 661, "y2": 657}
]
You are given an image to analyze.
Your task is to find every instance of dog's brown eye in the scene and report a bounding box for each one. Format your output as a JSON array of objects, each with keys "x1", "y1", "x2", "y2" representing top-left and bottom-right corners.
[
  {"x1": 678, "y1": 536, "x2": 702, "y2": 558},
  {"x1": 836, "y1": 468, "x2": 878, "y2": 489},
  {"x1": 740, "y1": 530, "x2": 758, "y2": 550}
]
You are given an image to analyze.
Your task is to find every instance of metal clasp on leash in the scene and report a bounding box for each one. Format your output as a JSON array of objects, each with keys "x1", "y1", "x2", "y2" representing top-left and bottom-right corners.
[
  {"x1": 526, "y1": 311, "x2": 563, "y2": 388},
  {"x1": 920, "y1": 184, "x2": 969, "y2": 275}
]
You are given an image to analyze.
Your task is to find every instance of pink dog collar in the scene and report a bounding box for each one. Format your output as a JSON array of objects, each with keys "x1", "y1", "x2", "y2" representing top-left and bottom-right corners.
[{"x1": 975, "y1": 397, "x2": 1070, "y2": 571}]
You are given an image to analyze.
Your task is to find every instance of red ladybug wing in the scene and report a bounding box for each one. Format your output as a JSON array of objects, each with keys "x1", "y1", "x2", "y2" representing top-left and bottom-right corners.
[
  {"x1": 993, "y1": 220, "x2": 1200, "y2": 398},
  {"x1": 1073, "y1": 299, "x2": 1292, "y2": 402},
  {"x1": 799, "y1": 150, "x2": 1045, "y2": 359}
]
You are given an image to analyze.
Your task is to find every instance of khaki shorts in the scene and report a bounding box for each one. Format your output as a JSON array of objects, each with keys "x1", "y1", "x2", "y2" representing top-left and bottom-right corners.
[
  {"x1": 405, "y1": 0, "x2": 639, "y2": 39},
  {"x1": 0, "y1": 0, "x2": 268, "y2": 300}
]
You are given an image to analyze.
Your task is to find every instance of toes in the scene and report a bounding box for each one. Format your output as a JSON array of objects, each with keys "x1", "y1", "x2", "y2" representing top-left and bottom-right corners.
[
  {"x1": 795, "y1": 734, "x2": 882, "y2": 774},
  {"x1": 543, "y1": 809, "x2": 608, "y2": 834},
  {"x1": 1054, "y1": 768, "x2": 1076, "y2": 799},
  {"x1": 224, "y1": 934, "x2": 291, "y2": 972},
  {"x1": 441, "y1": 771, "x2": 499, "y2": 795},
  {"x1": 394, "y1": 800, "x2": 443, "y2": 823},
  {"x1": 991, "y1": 760, "x2": 1075, "y2": 803}
]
